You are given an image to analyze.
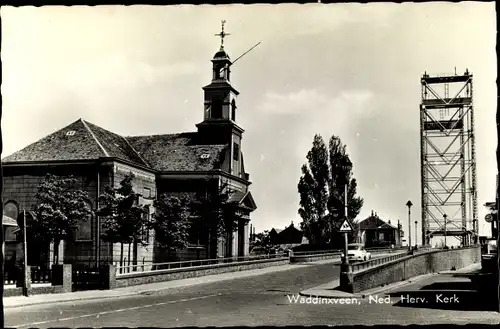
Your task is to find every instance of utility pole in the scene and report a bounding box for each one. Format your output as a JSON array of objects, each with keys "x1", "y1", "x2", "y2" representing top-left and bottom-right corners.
[{"x1": 22, "y1": 209, "x2": 29, "y2": 296}]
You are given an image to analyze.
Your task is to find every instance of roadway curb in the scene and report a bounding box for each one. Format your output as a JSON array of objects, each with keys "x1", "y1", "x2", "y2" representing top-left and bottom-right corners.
[
  {"x1": 298, "y1": 273, "x2": 438, "y2": 299},
  {"x1": 3, "y1": 291, "x2": 140, "y2": 309}
]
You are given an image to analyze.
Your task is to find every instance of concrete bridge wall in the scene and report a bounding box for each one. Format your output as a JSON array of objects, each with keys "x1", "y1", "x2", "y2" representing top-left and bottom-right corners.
[{"x1": 351, "y1": 246, "x2": 480, "y2": 293}]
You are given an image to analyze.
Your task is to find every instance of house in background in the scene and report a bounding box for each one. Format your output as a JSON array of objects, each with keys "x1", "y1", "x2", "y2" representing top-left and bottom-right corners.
[
  {"x1": 1, "y1": 32, "x2": 257, "y2": 268},
  {"x1": 269, "y1": 222, "x2": 304, "y2": 247},
  {"x1": 358, "y1": 211, "x2": 403, "y2": 248}
]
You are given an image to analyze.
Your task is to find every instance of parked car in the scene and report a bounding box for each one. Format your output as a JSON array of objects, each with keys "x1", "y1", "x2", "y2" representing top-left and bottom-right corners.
[
  {"x1": 341, "y1": 243, "x2": 372, "y2": 262},
  {"x1": 481, "y1": 239, "x2": 497, "y2": 273}
]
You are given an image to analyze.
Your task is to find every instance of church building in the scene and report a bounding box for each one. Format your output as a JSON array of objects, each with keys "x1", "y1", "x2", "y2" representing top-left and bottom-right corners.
[{"x1": 1, "y1": 22, "x2": 257, "y2": 268}]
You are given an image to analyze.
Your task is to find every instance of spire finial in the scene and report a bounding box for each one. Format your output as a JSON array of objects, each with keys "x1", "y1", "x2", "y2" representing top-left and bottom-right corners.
[{"x1": 214, "y1": 20, "x2": 230, "y2": 50}]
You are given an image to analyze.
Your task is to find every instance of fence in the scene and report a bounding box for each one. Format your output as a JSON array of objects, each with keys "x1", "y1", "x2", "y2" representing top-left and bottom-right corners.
[{"x1": 116, "y1": 253, "x2": 287, "y2": 275}]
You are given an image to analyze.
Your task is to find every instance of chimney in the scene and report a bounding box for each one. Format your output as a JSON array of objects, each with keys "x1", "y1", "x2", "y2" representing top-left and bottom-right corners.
[
  {"x1": 290, "y1": 221, "x2": 294, "y2": 227},
  {"x1": 371, "y1": 210, "x2": 374, "y2": 216},
  {"x1": 388, "y1": 220, "x2": 391, "y2": 224}
]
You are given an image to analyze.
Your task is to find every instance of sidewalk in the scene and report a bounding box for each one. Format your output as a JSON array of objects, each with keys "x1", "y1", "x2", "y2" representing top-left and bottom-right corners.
[
  {"x1": 299, "y1": 263, "x2": 482, "y2": 299},
  {"x1": 4, "y1": 257, "x2": 342, "y2": 309}
]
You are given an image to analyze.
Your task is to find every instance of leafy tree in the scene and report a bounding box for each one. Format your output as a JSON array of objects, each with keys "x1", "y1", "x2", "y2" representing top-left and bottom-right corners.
[
  {"x1": 189, "y1": 180, "x2": 248, "y2": 258},
  {"x1": 97, "y1": 172, "x2": 149, "y2": 267},
  {"x1": 33, "y1": 174, "x2": 92, "y2": 264},
  {"x1": 151, "y1": 194, "x2": 190, "y2": 261},
  {"x1": 252, "y1": 230, "x2": 272, "y2": 251},
  {"x1": 298, "y1": 135, "x2": 330, "y2": 244},
  {"x1": 298, "y1": 134, "x2": 364, "y2": 247}
]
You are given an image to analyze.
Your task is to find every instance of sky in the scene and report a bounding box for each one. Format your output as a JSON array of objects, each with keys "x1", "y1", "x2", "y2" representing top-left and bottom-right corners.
[{"x1": 1, "y1": 3, "x2": 497, "y2": 244}]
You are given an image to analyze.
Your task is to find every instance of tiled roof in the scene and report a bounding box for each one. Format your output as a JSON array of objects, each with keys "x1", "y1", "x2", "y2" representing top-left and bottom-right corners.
[
  {"x1": 2, "y1": 119, "x2": 148, "y2": 167},
  {"x1": 2, "y1": 119, "x2": 104, "y2": 162},
  {"x1": 3, "y1": 119, "x2": 228, "y2": 173},
  {"x1": 83, "y1": 121, "x2": 148, "y2": 167},
  {"x1": 359, "y1": 215, "x2": 397, "y2": 230},
  {"x1": 126, "y1": 133, "x2": 227, "y2": 172}
]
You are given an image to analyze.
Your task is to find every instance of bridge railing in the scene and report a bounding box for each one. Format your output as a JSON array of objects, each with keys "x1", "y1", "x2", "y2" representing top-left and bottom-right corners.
[
  {"x1": 351, "y1": 251, "x2": 408, "y2": 272},
  {"x1": 115, "y1": 253, "x2": 287, "y2": 276}
]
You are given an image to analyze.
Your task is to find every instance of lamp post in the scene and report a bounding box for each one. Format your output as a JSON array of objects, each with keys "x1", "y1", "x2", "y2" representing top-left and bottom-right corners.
[
  {"x1": 414, "y1": 220, "x2": 418, "y2": 247},
  {"x1": 443, "y1": 214, "x2": 447, "y2": 248},
  {"x1": 406, "y1": 201, "x2": 413, "y2": 250},
  {"x1": 339, "y1": 158, "x2": 353, "y2": 292}
]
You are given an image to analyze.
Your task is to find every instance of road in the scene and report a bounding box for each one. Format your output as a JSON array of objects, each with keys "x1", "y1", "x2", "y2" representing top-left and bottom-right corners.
[{"x1": 5, "y1": 258, "x2": 500, "y2": 327}]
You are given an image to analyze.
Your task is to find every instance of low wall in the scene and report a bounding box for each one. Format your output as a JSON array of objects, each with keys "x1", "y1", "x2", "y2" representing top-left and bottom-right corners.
[
  {"x1": 114, "y1": 257, "x2": 290, "y2": 288},
  {"x1": 290, "y1": 247, "x2": 404, "y2": 264},
  {"x1": 350, "y1": 246, "x2": 480, "y2": 293},
  {"x1": 4, "y1": 264, "x2": 72, "y2": 297},
  {"x1": 4, "y1": 285, "x2": 65, "y2": 297},
  {"x1": 290, "y1": 252, "x2": 341, "y2": 263}
]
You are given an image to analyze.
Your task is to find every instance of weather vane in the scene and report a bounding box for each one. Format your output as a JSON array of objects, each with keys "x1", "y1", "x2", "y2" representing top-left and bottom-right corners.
[{"x1": 215, "y1": 20, "x2": 230, "y2": 50}]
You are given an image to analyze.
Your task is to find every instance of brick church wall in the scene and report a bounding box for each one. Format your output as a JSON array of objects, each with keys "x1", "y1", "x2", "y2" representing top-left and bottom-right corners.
[
  {"x1": 110, "y1": 162, "x2": 156, "y2": 269},
  {"x1": 2, "y1": 163, "x2": 114, "y2": 266}
]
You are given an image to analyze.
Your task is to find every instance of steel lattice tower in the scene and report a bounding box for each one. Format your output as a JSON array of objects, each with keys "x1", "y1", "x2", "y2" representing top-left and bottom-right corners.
[{"x1": 420, "y1": 69, "x2": 478, "y2": 247}]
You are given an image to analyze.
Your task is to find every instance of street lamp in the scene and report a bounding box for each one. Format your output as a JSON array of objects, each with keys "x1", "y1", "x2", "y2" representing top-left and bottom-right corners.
[
  {"x1": 406, "y1": 201, "x2": 413, "y2": 250},
  {"x1": 443, "y1": 214, "x2": 447, "y2": 248},
  {"x1": 414, "y1": 220, "x2": 418, "y2": 247}
]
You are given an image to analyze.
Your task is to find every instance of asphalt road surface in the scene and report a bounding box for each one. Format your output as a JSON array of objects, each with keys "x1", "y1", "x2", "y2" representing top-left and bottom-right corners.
[{"x1": 5, "y1": 260, "x2": 500, "y2": 327}]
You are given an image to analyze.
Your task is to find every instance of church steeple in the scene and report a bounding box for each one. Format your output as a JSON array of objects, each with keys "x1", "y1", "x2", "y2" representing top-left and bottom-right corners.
[
  {"x1": 201, "y1": 20, "x2": 240, "y2": 123},
  {"x1": 197, "y1": 20, "x2": 245, "y2": 179},
  {"x1": 212, "y1": 20, "x2": 231, "y2": 82}
]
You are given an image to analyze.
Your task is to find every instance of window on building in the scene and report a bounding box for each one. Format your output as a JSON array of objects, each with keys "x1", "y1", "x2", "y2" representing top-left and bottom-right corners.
[
  {"x1": 143, "y1": 187, "x2": 152, "y2": 199},
  {"x1": 233, "y1": 142, "x2": 240, "y2": 161},
  {"x1": 231, "y1": 100, "x2": 236, "y2": 121},
  {"x1": 141, "y1": 210, "x2": 150, "y2": 243},
  {"x1": 75, "y1": 214, "x2": 92, "y2": 241},
  {"x1": 211, "y1": 100, "x2": 223, "y2": 119},
  {"x1": 4, "y1": 201, "x2": 19, "y2": 242}
]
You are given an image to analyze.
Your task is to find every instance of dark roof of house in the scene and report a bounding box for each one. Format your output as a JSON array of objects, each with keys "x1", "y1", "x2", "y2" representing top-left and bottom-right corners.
[
  {"x1": 359, "y1": 213, "x2": 397, "y2": 230},
  {"x1": 126, "y1": 133, "x2": 227, "y2": 172},
  {"x1": 2, "y1": 119, "x2": 229, "y2": 173}
]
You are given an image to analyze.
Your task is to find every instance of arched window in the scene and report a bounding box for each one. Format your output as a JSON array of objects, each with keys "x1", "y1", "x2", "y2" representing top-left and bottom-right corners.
[
  {"x1": 75, "y1": 201, "x2": 93, "y2": 241},
  {"x1": 211, "y1": 99, "x2": 223, "y2": 119},
  {"x1": 4, "y1": 201, "x2": 19, "y2": 242},
  {"x1": 231, "y1": 100, "x2": 236, "y2": 121}
]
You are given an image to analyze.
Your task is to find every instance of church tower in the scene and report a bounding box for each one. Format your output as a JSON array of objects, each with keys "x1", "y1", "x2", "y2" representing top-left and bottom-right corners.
[{"x1": 196, "y1": 20, "x2": 245, "y2": 178}]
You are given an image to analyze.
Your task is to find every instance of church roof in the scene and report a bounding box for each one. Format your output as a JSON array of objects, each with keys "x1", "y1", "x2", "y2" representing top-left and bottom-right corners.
[
  {"x1": 2, "y1": 119, "x2": 148, "y2": 167},
  {"x1": 2, "y1": 119, "x2": 228, "y2": 173},
  {"x1": 126, "y1": 133, "x2": 227, "y2": 172}
]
